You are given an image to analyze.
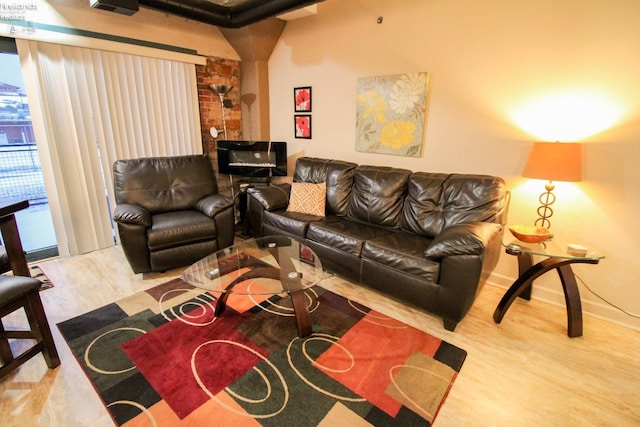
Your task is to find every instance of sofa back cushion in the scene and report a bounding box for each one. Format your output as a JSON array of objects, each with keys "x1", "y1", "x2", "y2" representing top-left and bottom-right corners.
[
  {"x1": 401, "y1": 172, "x2": 507, "y2": 237},
  {"x1": 400, "y1": 172, "x2": 449, "y2": 237},
  {"x1": 294, "y1": 157, "x2": 357, "y2": 216},
  {"x1": 347, "y1": 165, "x2": 411, "y2": 228},
  {"x1": 113, "y1": 155, "x2": 217, "y2": 214}
]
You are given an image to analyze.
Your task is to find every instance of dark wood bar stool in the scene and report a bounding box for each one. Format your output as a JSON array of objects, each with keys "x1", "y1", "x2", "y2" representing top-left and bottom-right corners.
[
  {"x1": 0, "y1": 275, "x2": 60, "y2": 378},
  {"x1": 0, "y1": 199, "x2": 31, "y2": 278},
  {"x1": 0, "y1": 245, "x2": 11, "y2": 275}
]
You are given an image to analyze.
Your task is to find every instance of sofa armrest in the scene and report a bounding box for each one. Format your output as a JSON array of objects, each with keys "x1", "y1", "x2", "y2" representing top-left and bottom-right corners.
[
  {"x1": 196, "y1": 194, "x2": 234, "y2": 218},
  {"x1": 247, "y1": 184, "x2": 291, "y2": 211},
  {"x1": 424, "y1": 222, "x2": 503, "y2": 260},
  {"x1": 113, "y1": 203, "x2": 151, "y2": 227},
  {"x1": 246, "y1": 184, "x2": 291, "y2": 237}
]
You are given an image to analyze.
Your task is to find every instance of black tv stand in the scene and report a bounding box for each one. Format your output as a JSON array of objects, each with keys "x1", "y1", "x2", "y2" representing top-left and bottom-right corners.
[
  {"x1": 230, "y1": 176, "x2": 272, "y2": 236},
  {"x1": 239, "y1": 176, "x2": 271, "y2": 185}
]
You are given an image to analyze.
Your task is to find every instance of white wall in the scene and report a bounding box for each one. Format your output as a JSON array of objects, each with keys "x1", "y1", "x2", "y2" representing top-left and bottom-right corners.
[{"x1": 269, "y1": 0, "x2": 640, "y2": 330}]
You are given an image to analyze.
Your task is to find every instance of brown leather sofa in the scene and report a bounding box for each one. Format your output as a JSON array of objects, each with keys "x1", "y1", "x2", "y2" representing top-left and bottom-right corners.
[
  {"x1": 112, "y1": 155, "x2": 235, "y2": 274},
  {"x1": 247, "y1": 157, "x2": 509, "y2": 331}
]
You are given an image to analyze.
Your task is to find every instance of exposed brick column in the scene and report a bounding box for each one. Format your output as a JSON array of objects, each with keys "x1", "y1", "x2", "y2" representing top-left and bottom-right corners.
[{"x1": 196, "y1": 57, "x2": 241, "y2": 196}]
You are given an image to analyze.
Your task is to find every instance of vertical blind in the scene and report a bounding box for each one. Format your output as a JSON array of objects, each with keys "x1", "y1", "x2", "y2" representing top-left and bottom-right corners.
[{"x1": 17, "y1": 39, "x2": 203, "y2": 256}]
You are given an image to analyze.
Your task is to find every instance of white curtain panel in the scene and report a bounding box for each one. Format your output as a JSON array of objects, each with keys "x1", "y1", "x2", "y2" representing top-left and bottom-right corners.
[{"x1": 17, "y1": 39, "x2": 203, "y2": 256}]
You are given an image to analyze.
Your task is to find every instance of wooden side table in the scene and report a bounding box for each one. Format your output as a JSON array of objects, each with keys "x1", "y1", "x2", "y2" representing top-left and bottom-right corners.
[
  {"x1": 0, "y1": 199, "x2": 31, "y2": 277},
  {"x1": 493, "y1": 234, "x2": 604, "y2": 337}
]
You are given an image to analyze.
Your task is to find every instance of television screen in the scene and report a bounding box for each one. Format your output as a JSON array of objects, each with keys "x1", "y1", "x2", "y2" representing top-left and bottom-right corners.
[{"x1": 216, "y1": 140, "x2": 287, "y2": 177}]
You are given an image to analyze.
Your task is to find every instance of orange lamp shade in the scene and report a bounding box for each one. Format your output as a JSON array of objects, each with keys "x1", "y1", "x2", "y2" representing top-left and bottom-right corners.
[{"x1": 522, "y1": 142, "x2": 582, "y2": 182}]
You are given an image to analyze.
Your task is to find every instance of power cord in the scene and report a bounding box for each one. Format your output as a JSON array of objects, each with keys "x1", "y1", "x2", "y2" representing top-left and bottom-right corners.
[
  {"x1": 321, "y1": 269, "x2": 640, "y2": 318},
  {"x1": 576, "y1": 273, "x2": 640, "y2": 318}
]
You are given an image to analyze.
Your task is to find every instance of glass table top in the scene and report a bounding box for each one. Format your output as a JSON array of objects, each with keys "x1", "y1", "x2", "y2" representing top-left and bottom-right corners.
[
  {"x1": 503, "y1": 228, "x2": 604, "y2": 261},
  {"x1": 181, "y1": 236, "x2": 324, "y2": 295}
]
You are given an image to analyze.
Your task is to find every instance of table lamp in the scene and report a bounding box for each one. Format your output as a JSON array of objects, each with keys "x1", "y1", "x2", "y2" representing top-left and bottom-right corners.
[{"x1": 522, "y1": 142, "x2": 582, "y2": 229}]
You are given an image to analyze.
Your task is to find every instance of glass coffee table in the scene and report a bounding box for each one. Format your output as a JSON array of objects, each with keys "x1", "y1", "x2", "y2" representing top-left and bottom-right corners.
[
  {"x1": 181, "y1": 236, "x2": 324, "y2": 337},
  {"x1": 493, "y1": 232, "x2": 604, "y2": 337}
]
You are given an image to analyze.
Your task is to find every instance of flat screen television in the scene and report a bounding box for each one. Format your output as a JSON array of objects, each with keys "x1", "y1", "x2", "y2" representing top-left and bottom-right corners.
[{"x1": 216, "y1": 140, "x2": 287, "y2": 178}]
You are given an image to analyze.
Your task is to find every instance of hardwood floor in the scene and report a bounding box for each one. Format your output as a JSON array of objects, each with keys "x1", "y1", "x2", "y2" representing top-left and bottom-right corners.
[{"x1": 1, "y1": 245, "x2": 639, "y2": 426}]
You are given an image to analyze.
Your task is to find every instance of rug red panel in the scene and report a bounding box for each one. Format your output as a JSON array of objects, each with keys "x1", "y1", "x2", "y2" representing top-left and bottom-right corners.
[{"x1": 121, "y1": 308, "x2": 267, "y2": 419}]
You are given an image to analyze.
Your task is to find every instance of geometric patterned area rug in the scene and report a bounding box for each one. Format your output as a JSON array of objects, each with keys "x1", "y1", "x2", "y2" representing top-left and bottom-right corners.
[{"x1": 57, "y1": 278, "x2": 466, "y2": 426}]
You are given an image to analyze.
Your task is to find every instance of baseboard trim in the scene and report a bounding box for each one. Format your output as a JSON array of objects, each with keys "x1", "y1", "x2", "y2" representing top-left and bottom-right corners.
[{"x1": 488, "y1": 272, "x2": 640, "y2": 332}]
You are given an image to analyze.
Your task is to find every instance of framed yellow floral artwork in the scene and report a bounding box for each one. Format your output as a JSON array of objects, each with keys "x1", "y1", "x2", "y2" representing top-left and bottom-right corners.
[{"x1": 355, "y1": 72, "x2": 430, "y2": 157}]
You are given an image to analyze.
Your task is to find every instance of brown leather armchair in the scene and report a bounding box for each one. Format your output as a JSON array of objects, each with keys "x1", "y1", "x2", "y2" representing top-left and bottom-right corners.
[{"x1": 112, "y1": 155, "x2": 235, "y2": 274}]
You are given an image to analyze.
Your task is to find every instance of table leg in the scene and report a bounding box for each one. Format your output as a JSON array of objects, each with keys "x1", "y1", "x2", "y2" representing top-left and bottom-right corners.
[
  {"x1": 213, "y1": 266, "x2": 281, "y2": 318},
  {"x1": 290, "y1": 290, "x2": 312, "y2": 337},
  {"x1": 266, "y1": 245, "x2": 315, "y2": 338},
  {"x1": 214, "y1": 293, "x2": 229, "y2": 317},
  {"x1": 557, "y1": 264, "x2": 583, "y2": 338},
  {"x1": 516, "y1": 252, "x2": 534, "y2": 300},
  {"x1": 494, "y1": 257, "x2": 598, "y2": 337}
]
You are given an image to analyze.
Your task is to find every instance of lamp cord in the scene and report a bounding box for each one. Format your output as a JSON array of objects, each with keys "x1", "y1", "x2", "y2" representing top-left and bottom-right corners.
[{"x1": 575, "y1": 274, "x2": 640, "y2": 318}]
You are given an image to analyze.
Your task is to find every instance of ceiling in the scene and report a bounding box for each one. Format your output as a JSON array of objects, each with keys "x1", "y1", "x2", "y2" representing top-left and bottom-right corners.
[{"x1": 138, "y1": 0, "x2": 324, "y2": 28}]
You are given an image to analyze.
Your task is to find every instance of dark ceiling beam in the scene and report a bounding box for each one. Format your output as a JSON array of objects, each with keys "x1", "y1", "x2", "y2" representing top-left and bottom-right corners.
[{"x1": 138, "y1": 0, "x2": 323, "y2": 28}]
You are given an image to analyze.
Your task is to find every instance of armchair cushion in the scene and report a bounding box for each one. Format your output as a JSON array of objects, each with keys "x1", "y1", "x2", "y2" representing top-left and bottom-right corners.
[
  {"x1": 113, "y1": 155, "x2": 218, "y2": 213},
  {"x1": 147, "y1": 211, "x2": 218, "y2": 251}
]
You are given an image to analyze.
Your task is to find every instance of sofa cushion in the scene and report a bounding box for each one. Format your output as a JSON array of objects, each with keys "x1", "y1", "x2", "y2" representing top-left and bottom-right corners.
[
  {"x1": 347, "y1": 165, "x2": 411, "y2": 228},
  {"x1": 361, "y1": 232, "x2": 440, "y2": 282},
  {"x1": 401, "y1": 172, "x2": 507, "y2": 237},
  {"x1": 325, "y1": 161, "x2": 357, "y2": 216},
  {"x1": 307, "y1": 218, "x2": 388, "y2": 256},
  {"x1": 294, "y1": 157, "x2": 357, "y2": 216},
  {"x1": 286, "y1": 182, "x2": 326, "y2": 216},
  {"x1": 401, "y1": 172, "x2": 449, "y2": 237},
  {"x1": 441, "y1": 174, "x2": 507, "y2": 226},
  {"x1": 294, "y1": 157, "x2": 333, "y2": 183},
  {"x1": 147, "y1": 210, "x2": 217, "y2": 251}
]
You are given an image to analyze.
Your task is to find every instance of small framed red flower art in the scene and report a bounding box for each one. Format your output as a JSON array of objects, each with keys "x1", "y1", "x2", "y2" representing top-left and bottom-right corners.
[
  {"x1": 294, "y1": 86, "x2": 312, "y2": 112},
  {"x1": 295, "y1": 114, "x2": 312, "y2": 139}
]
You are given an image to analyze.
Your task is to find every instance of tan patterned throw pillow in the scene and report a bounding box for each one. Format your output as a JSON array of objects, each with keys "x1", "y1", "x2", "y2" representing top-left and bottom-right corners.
[{"x1": 286, "y1": 182, "x2": 326, "y2": 217}]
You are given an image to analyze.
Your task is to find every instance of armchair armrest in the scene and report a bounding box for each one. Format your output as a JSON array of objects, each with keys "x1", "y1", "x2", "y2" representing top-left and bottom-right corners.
[
  {"x1": 424, "y1": 222, "x2": 503, "y2": 260},
  {"x1": 113, "y1": 203, "x2": 151, "y2": 227},
  {"x1": 196, "y1": 194, "x2": 234, "y2": 218},
  {"x1": 247, "y1": 183, "x2": 291, "y2": 211}
]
